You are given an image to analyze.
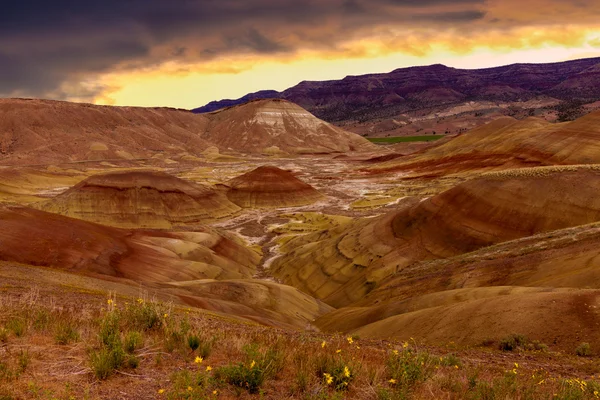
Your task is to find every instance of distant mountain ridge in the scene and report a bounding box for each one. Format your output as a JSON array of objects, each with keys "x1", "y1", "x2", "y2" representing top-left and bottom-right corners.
[
  {"x1": 199, "y1": 90, "x2": 280, "y2": 112},
  {"x1": 193, "y1": 57, "x2": 600, "y2": 136}
]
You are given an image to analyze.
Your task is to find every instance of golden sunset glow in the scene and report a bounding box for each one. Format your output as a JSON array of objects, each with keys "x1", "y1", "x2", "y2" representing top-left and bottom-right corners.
[
  {"x1": 3, "y1": 0, "x2": 600, "y2": 108},
  {"x1": 95, "y1": 27, "x2": 600, "y2": 109}
]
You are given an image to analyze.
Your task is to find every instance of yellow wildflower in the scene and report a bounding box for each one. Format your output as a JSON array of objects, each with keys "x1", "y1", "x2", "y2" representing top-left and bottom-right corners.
[
  {"x1": 194, "y1": 356, "x2": 203, "y2": 364},
  {"x1": 393, "y1": 350, "x2": 399, "y2": 355},
  {"x1": 107, "y1": 299, "x2": 113, "y2": 305},
  {"x1": 402, "y1": 342, "x2": 409, "y2": 349},
  {"x1": 213, "y1": 390, "x2": 218, "y2": 395},
  {"x1": 321, "y1": 341, "x2": 326, "y2": 348},
  {"x1": 163, "y1": 313, "x2": 168, "y2": 318},
  {"x1": 389, "y1": 378, "x2": 397, "y2": 384},
  {"x1": 336, "y1": 349, "x2": 342, "y2": 354},
  {"x1": 137, "y1": 298, "x2": 144, "y2": 304},
  {"x1": 206, "y1": 366, "x2": 212, "y2": 372},
  {"x1": 454, "y1": 365, "x2": 459, "y2": 369},
  {"x1": 187, "y1": 386, "x2": 192, "y2": 392},
  {"x1": 323, "y1": 373, "x2": 333, "y2": 385},
  {"x1": 514, "y1": 362, "x2": 519, "y2": 368},
  {"x1": 158, "y1": 389, "x2": 165, "y2": 394},
  {"x1": 250, "y1": 360, "x2": 256, "y2": 369},
  {"x1": 344, "y1": 366, "x2": 351, "y2": 378},
  {"x1": 347, "y1": 337, "x2": 354, "y2": 344}
]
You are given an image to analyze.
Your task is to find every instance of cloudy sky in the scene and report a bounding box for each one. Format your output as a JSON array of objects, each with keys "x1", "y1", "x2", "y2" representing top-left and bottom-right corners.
[{"x1": 2, "y1": 0, "x2": 600, "y2": 108}]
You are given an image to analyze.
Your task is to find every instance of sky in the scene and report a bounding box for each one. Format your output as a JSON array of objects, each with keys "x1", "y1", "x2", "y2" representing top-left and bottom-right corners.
[{"x1": 2, "y1": 0, "x2": 600, "y2": 109}]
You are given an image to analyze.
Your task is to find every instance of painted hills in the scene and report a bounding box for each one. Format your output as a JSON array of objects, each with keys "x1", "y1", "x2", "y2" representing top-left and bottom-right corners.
[
  {"x1": 0, "y1": 98, "x2": 374, "y2": 165},
  {"x1": 272, "y1": 167, "x2": 600, "y2": 305},
  {"x1": 40, "y1": 171, "x2": 240, "y2": 228},
  {"x1": 195, "y1": 57, "x2": 600, "y2": 137},
  {"x1": 0, "y1": 206, "x2": 258, "y2": 282},
  {"x1": 201, "y1": 99, "x2": 374, "y2": 154},
  {"x1": 0, "y1": 98, "x2": 212, "y2": 165},
  {"x1": 6, "y1": 89, "x2": 600, "y2": 398},
  {"x1": 0, "y1": 206, "x2": 331, "y2": 329},
  {"x1": 224, "y1": 165, "x2": 324, "y2": 208},
  {"x1": 366, "y1": 109, "x2": 600, "y2": 176}
]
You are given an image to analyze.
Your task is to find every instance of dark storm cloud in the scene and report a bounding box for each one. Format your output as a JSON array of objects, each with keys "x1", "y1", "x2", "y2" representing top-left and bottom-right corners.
[{"x1": 0, "y1": 0, "x2": 490, "y2": 99}]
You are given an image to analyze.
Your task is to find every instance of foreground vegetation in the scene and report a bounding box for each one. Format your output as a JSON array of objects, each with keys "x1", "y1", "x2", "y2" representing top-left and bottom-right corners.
[{"x1": 1, "y1": 286, "x2": 600, "y2": 399}]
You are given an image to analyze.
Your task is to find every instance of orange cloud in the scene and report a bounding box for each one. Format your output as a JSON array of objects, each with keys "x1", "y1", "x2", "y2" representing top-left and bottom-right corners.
[{"x1": 95, "y1": 22, "x2": 600, "y2": 108}]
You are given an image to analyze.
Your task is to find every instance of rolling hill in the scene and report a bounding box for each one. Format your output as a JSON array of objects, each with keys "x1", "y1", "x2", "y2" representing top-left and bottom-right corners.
[
  {"x1": 40, "y1": 171, "x2": 240, "y2": 228},
  {"x1": 224, "y1": 166, "x2": 324, "y2": 208},
  {"x1": 0, "y1": 98, "x2": 375, "y2": 165},
  {"x1": 271, "y1": 167, "x2": 600, "y2": 308}
]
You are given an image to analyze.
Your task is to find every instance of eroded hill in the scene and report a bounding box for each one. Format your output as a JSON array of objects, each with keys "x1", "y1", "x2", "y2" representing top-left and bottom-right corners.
[
  {"x1": 0, "y1": 98, "x2": 376, "y2": 166},
  {"x1": 40, "y1": 171, "x2": 240, "y2": 228},
  {"x1": 3, "y1": 98, "x2": 600, "y2": 399}
]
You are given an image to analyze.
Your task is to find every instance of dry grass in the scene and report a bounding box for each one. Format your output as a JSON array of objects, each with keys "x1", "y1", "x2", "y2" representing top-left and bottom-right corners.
[{"x1": 1, "y1": 284, "x2": 600, "y2": 399}]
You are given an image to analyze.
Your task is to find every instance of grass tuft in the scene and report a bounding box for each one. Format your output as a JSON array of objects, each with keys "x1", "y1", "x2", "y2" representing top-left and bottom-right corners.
[
  {"x1": 54, "y1": 320, "x2": 80, "y2": 345},
  {"x1": 215, "y1": 343, "x2": 285, "y2": 394},
  {"x1": 6, "y1": 318, "x2": 26, "y2": 338}
]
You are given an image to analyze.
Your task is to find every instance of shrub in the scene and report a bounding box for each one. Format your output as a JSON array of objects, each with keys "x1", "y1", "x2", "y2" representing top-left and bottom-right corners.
[
  {"x1": 124, "y1": 331, "x2": 143, "y2": 353},
  {"x1": 167, "y1": 370, "x2": 209, "y2": 398},
  {"x1": 385, "y1": 347, "x2": 435, "y2": 395},
  {"x1": 98, "y1": 310, "x2": 120, "y2": 347},
  {"x1": 575, "y1": 342, "x2": 592, "y2": 357},
  {"x1": 125, "y1": 355, "x2": 140, "y2": 369},
  {"x1": 122, "y1": 299, "x2": 162, "y2": 331},
  {"x1": 187, "y1": 334, "x2": 201, "y2": 351},
  {"x1": 314, "y1": 353, "x2": 356, "y2": 391},
  {"x1": 90, "y1": 346, "x2": 124, "y2": 380},
  {"x1": 526, "y1": 340, "x2": 549, "y2": 352},
  {"x1": 499, "y1": 334, "x2": 529, "y2": 352},
  {"x1": 89, "y1": 308, "x2": 125, "y2": 379},
  {"x1": 215, "y1": 343, "x2": 285, "y2": 394}
]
